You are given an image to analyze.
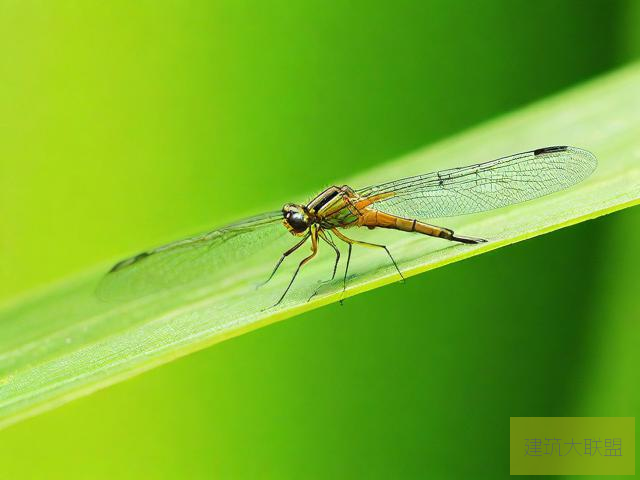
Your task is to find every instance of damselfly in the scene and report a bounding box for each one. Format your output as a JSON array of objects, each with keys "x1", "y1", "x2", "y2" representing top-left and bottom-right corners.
[{"x1": 103, "y1": 146, "x2": 596, "y2": 305}]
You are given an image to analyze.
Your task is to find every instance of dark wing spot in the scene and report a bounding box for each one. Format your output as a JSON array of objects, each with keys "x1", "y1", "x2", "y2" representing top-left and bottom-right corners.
[
  {"x1": 109, "y1": 251, "x2": 151, "y2": 273},
  {"x1": 533, "y1": 146, "x2": 568, "y2": 156}
]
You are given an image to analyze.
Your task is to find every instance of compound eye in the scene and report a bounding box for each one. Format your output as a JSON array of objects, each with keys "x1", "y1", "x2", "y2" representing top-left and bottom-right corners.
[{"x1": 288, "y1": 212, "x2": 308, "y2": 232}]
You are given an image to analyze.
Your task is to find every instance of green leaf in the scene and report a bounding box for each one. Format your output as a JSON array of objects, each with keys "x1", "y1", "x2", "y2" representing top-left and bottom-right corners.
[{"x1": 1, "y1": 62, "x2": 639, "y2": 430}]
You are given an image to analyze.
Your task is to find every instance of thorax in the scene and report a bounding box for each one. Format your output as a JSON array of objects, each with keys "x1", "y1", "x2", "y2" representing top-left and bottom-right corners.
[{"x1": 306, "y1": 185, "x2": 361, "y2": 228}]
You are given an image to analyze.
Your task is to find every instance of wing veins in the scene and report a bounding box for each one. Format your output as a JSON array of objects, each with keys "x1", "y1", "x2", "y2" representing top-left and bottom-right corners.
[{"x1": 355, "y1": 146, "x2": 596, "y2": 219}]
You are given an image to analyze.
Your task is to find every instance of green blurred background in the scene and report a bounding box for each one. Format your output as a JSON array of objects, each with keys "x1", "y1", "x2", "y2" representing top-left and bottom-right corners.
[{"x1": 1, "y1": 1, "x2": 638, "y2": 478}]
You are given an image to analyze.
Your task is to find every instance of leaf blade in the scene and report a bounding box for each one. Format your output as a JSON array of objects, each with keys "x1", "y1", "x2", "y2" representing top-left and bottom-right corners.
[{"x1": 2, "y1": 62, "x2": 640, "y2": 429}]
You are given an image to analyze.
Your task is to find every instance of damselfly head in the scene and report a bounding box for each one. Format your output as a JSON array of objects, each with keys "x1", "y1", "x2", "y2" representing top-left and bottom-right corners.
[{"x1": 282, "y1": 203, "x2": 310, "y2": 235}]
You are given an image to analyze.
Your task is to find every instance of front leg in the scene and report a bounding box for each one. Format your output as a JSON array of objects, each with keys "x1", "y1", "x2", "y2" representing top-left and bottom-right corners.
[
  {"x1": 258, "y1": 232, "x2": 310, "y2": 288},
  {"x1": 306, "y1": 229, "x2": 341, "y2": 302},
  {"x1": 273, "y1": 226, "x2": 319, "y2": 307}
]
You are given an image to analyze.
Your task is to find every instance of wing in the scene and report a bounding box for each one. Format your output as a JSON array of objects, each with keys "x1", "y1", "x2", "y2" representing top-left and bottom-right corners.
[
  {"x1": 356, "y1": 146, "x2": 597, "y2": 219},
  {"x1": 97, "y1": 210, "x2": 288, "y2": 300}
]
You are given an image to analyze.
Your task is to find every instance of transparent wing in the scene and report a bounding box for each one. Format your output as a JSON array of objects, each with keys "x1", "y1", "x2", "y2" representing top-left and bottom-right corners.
[
  {"x1": 356, "y1": 146, "x2": 597, "y2": 219},
  {"x1": 97, "y1": 210, "x2": 289, "y2": 301}
]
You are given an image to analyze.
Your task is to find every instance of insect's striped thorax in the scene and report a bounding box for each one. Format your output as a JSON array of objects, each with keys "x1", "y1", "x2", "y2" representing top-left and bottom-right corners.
[{"x1": 306, "y1": 186, "x2": 362, "y2": 228}]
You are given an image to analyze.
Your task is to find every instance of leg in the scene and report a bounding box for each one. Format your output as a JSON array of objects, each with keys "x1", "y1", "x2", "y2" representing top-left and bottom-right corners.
[
  {"x1": 259, "y1": 231, "x2": 310, "y2": 288},
  {"x1": 341, "y1": 242, "x2": 352, "y2": 303},
  {"x1": 273, "y1": 227, "x2": 319, "y2": 307},
  {"x1": 332, "y1": 228, "x2": 404, "y2": 282},
  {"x1": 307, "y1": 230, "x2": 341, "y2": 302},
  {"x1": 331, "y1": 228, "x2": 405, "y2": 299},
  {"x1": 319, "y1": 229, "x2": 340, "y2": 280}
]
